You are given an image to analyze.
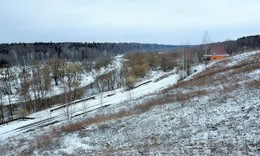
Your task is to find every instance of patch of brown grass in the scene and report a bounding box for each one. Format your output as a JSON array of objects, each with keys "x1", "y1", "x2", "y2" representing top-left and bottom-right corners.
[
  {"x1": 163, "y1": 52, "x2": 259, "y2": 92},
  {"x1": 0, "y1": 126, "x2": 63, "y2": 156},
  {"x1": 176, "y1": 90, "x2": 207, "y2": 102},
  {"x1": 243, "y1": 78, "x2": 260, "y2": 89},
  {"x1": 230, "y1": 62, "x2": 260, "y2": 76},
  {"x1": 61, "y1": 109, "x2": 132, "y2": 133},
  {"x1": 134, "y1": 89, "x2": 207, "y2": 113},
  {"x1": 58, "y1": 87, "x2": 208, "y2": 135},
  {"x1": 197, "y1": 53, "x2": 258, "y2": 79}
]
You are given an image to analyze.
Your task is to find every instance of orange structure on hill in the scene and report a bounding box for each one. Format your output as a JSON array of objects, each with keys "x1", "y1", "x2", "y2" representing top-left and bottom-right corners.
[{"x1": 204, "y1": 44, "x2": 229, "y2": 60}]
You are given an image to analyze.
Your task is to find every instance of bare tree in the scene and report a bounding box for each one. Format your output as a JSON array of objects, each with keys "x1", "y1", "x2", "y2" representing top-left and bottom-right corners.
[
  {"x1": 62, "y1": 63, "x2": 82, "y2": 121},
  {"x1": 127, "y1": 89, "x2": 135, "y2": 101},
  {"x1": 0, "y1": 93, "x2": 5, "y2": 123},
  {"x1": 105, "y1": 70, "x2": 117, "y2": 91},
  {"x1": 48, "y1": 59, "x2": 66, "y2": 86},
  {"x1": 99, "y1": 92, "x2": 104, "y2": 107},
  {"x1": 80, "y1": 101, "x2": 88, "y2": 120},
  {"x1": 64, "y1": 102, "x2": 75, "y2": 121},
  {"x1": 116, "y1": 64, "x2": 128, "y2": 88},
  {"x1": 64, "y1": 63, "x2": 82, "y2": 101},
  {"x1": 176, "y1": 48, "x2": 187, "y2": 79},
  {"x1": 30, "y1": 61, "x2": 51, "y2": 111},
  {"x1": 7, "y1": 93, "x2": 13, "y2": 119},
  {"x1": 202, "y1": 30, "x2": 211, "y2": 55},
  {"x1": 19, "y1": 66, "x2": 34, "y2": 112},
  {"x1": 0, "y1": 65, "x2": 15, "y2": 95},
  {"x1": 18, "y1": 62, "x2": 52, "y2": 112},
  {"x1": 95, "y1": 74, "x2": 107, "y2": 93},
  {"x1": 0, "y1": 65, "x2": 16, "y2": 119},
  {"x1": 160, "y1": 55, "x2": 176, "y2": 72}
]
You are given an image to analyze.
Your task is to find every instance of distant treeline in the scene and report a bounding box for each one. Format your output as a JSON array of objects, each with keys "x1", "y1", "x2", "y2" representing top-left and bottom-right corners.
[
  {"x1": 1, "y1": 35, "x2": 259, "y2": 67},
  {"x1": 221, "y1": 35, "x2": 260, "y2": 54},
  {"x1": 0, "y1": 42, "x2": 180, "y2": 66}
]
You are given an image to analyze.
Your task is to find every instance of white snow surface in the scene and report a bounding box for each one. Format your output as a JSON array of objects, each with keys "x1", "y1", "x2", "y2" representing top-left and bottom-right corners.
[
  {"x1": 0, "y1": 50, "x2": 260, "y2": 155},
  {"x1": 0, "y1": 55, "x2": 124, "y2": 106},
  {"x1": 0, "y1": 62, "x2": 181, "y2": 140}
]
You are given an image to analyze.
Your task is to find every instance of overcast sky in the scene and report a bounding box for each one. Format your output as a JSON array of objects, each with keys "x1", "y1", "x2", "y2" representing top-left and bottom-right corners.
[{"x1": 0, "y1": 0, "x2": 259, "y2": 45}]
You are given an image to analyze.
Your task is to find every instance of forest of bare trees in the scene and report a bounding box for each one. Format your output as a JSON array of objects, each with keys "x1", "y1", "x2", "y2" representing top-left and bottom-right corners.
[
  {"x1": 218, "y1": 35, "x2": 260, "y2": 54},
  {"x1": 0, "y1": 42, "x2": 180, "y2": 67},
  {"x1": 0, "y1": 45, "x2": 203, "y2": 123},
  {"x1": 0, "y1": 59, "x2": 86, "y2": 121}
]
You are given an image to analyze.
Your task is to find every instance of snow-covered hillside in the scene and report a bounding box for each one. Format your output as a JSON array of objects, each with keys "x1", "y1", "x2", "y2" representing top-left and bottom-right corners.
[{"x1": 0, "y1": 50, "x2": 259, "y2": 155}]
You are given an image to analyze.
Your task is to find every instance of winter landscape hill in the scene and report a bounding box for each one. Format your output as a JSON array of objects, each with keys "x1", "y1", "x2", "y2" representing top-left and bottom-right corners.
[{"x1": 0, "y1": 50, "x2": 259, "y2": 155}]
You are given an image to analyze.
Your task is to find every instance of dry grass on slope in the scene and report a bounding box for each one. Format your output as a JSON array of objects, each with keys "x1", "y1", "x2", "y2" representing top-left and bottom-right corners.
[
  {"x1": 165, "y1": 52, "x2": 260, "y2": 91},
  {"x1": 60, "y1": 52, "x2": 260, "y2": 134},
  {"x1": 1, "y1": 51, "x2": 259, "y2": 155}
]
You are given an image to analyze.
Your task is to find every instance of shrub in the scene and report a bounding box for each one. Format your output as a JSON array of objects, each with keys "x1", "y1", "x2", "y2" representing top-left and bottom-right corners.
[
  {"x1": 14, "y1": 109, "x2": 29, "y2": 117},
  {"x1": 125, "y1": 75, "x2": 136, "y2": 89},
  {"x1": 95, "y1": 57, "x2": 112, "y2": 70},
  {"x1": 160, "y1": 57, "x2": 176, "y2": 72},
  {"x1": 0, "y1": 59, "x2": 10, "y2": 68},
  {"x1": 132, "y1": 63, "x2": 149, "y2": 78}
]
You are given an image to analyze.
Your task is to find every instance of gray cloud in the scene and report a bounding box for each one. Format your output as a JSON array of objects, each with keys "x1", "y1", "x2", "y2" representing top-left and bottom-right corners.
[{"x1": 0, "y1": 0, "x2": 259, "y2": 44}]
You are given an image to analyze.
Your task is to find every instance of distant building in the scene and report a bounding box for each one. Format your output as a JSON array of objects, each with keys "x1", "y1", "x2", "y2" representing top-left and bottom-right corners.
[{"x1": 204, "y1": 44, "x2": 229, "y2": 60}]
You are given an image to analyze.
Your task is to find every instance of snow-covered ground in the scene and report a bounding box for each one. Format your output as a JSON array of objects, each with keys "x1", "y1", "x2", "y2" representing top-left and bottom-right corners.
[
  {"x1": 0, "y1": 50, "x2": 259, "y2": 155},
  {"x1": 0, "y1": 55, "x2": 124, "y2": 106},
  {"x1": 0, "y1": 67, "x2": 181, "y2": 139}
]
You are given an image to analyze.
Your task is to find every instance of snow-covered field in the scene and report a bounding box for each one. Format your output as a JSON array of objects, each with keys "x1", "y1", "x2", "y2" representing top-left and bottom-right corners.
[{"x1": 0, "y1": 50, "x2": 259, "y2": 155}]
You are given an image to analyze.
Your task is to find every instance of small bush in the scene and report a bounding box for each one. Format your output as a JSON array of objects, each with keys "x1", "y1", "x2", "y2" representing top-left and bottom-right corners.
[
  {"x1": 61, "y1": 109, "x2": 132, "y2": 134},
  {"x1": 95, "y1": 57, "x2": 112, "y2": 70},
  {"x1": 132, "y1": 63, "x2": 149, "y2": 78},
  {"x1": 14, "y1": 109, "x2": 29, "y2": 117},
  {"x1": 61, "y1": 122, "x2": 84, "y2": 133},
  {"x1": 160, "y1": 57, "x2": 176, "y2": 72},
  {"x1": 0, "y1": 58, "x2": 10, "y2": 68},
  {"x1": 125, "y1": 75, "x2": 136, "y2": 89}
]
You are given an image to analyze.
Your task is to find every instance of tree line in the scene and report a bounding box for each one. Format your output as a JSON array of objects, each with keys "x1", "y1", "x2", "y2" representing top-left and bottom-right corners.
[
  {"x1": 0, "y1": 42, "x2": 180, "y2": 67},
  {"x1": 215, "y1": 35, "x2": 260, "y2": 54}
]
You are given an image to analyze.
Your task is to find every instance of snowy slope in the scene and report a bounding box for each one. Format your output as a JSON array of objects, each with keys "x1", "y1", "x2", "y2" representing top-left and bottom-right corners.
[
  {"x1": 0, "y1": 65, "x2": 180, "y2": 140},
  {"x1": 0, "y1": 50, "x2": 259, "y2": 155}
]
